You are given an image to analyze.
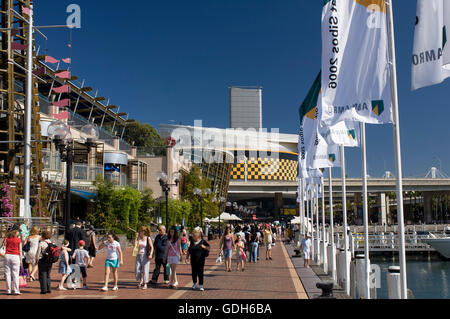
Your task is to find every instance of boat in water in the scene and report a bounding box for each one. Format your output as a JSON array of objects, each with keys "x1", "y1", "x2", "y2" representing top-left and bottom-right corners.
[{"x1": 422, "y1": 228, "x2": 450, "y2": 259}]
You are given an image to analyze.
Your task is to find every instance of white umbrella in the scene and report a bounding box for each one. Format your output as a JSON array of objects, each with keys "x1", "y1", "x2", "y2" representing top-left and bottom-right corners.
[
  {"x1": 204, "y1": 217, "x2": 211, "y2": 223},
  {"x1": 219, "y1": 212, "x2": 233, "y2": 221},
  {"x1": 229, "y1": 214, "x2": 242, "y2": 221}
]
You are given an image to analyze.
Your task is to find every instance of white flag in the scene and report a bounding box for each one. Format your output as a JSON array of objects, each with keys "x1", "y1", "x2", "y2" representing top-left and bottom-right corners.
[
  {"x1": 412, "y1": 0, "x2": 450, "y2": 89},
  {"x1": 321, "y1": 0, "x2": 393, "y2": 125},
  {"x1": 327, "y1": 120, "x2": 360, "y2": 148},
  {"x1": 442, "y1": 0, "x2": 450, "y2": 70}
]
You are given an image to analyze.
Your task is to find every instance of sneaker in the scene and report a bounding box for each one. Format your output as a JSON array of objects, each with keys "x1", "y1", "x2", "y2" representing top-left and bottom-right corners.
[
  {"x1": 192, "y1": 283, "x2": 198, "y2": 290},
  {"x1": 58, "y1": 287, "x2": 67, "y2": 291},
  {"x1": 100, "y1": 286, "x2": 108, "y2": 292},
  {"x1": 199, "y1": 286, "x2": 204, "y2": 291},
  {"x1": 142, "y1": 284, "x2": 147, "y2": 290},
  {"x1": 112, "y1": 286, "x2": 119, "y2": 291},
  {"x1": 173, "y1": 282, "x2": 178, "y2": 287},
  {"x1": 164, "y1": 280, "x2": 170, "y2": 284},
  {"x1": 13, "y1": 292, "x2": 21, "y2": 295}
]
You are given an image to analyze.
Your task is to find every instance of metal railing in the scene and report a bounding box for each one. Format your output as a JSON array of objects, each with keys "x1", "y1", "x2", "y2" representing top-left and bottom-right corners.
[{"x1": 344, "y1": 233, "x2": 446, "y2": 251}]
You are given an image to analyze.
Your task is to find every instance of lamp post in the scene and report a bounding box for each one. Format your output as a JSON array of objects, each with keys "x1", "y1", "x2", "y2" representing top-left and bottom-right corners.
[
  {"x1": 47, "y1": 121, "x2": 99, "y2": 234},
  {"x1": 157, "y1": 171, "x2": 181, "y2": 230},
  {"x1": 194, "y1": 188, "x2": 211, "y2": 230}
]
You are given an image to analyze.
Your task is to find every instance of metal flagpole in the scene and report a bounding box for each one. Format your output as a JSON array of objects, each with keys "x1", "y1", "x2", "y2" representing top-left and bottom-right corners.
[
  {"x1": 306, "y1": 185, "x2": 310, "y2": 237},
  {"x1": 300, "y1": 178, "x2": 305, "y2": 237},
  {"x1": 24, "y1": 5, "x2": 34, "y2": 220},
  {"x1": 309, "y1": 187, "x2": 314, "y2": 261},
  {"x1": 386, "y1": 0, "x2": 407, "y2": 299},
  {"x1": 340, "y1": 145, "x2": 350, "y2": 295},
  {"x1": 315, "y1": 183, "x2": 320, "y2": 263},
  {"x1": 328, "y1": 168, "x2": 336, "y2": 281},
  {"x1": 361, "y1": 122, "x2": 370, "y2": 299},
  {"x1": 321, "y1": 177, "x2": 327, "y2": 273}
]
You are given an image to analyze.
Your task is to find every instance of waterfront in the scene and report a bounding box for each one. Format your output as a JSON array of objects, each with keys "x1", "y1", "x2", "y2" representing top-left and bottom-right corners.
[{"x1": 374, "y1": 255, "x2": 450, "y2": 299}]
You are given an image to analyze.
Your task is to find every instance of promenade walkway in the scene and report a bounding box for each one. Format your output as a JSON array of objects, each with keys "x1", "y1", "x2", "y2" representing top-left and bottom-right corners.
[{"x1": 1, "y1": 238, "x2": 307, "y2": 299}]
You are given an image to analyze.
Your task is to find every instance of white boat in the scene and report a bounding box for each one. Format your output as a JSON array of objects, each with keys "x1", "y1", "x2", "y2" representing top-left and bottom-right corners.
[{"x1": 422, "y1": 236, "x2": 450, "y2": 259}]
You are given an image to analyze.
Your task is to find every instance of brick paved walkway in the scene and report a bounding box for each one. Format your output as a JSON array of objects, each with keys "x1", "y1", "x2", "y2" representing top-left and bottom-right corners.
[{"x1": 1, "y1": 239, "x2": 307, "y2": 299}]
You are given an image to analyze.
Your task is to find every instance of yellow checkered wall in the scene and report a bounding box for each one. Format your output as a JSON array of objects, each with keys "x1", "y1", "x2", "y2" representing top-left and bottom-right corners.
[{"x1": 230, "y1": 157, "x2": 298, "y2": 181}]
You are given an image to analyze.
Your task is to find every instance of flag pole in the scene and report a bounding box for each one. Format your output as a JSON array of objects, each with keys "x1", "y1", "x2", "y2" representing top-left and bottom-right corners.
[
  {"x1": 328, "y1": 168, "x2": 336, "y2": 282},
  {"x1": 361, "y1": 122, "x2": 370, "y2": 299},
  {"x1": 321, "y1": 177, "x2": 327, "y2": 273},
  {"x1": 386, "y1": 0, "x2": 407, "y2": 299},
  {"x1": 24, "y1": 4, "x2": 34, "y2": 220},
  {"x1": 309, "y1": 188, "x2": 314, "y2": 261},
  {"x1": 340, "y1": 145, "x2": 350, "y2": 295},
  {"x1": 315, "y1": 183, "x2": 320, "y2": 263},
  {"x1": 300, "y1": 178, "x2": 305, "y2": 237}
]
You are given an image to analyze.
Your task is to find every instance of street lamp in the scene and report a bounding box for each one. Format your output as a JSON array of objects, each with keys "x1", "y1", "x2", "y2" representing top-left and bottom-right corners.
[
  {"x1": 194, "y1": 187, "x2": 211, "y2": 229},
  {"x1": 48, "y1": 121, "x2": 98, "y2": 234},
  {"x1": 157, "y1": 171, "x2": 181, "y2": 230}
]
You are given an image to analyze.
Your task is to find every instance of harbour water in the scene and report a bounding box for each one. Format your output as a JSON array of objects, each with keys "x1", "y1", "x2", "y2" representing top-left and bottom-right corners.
[{"x1": 373, "y1": 255, "x2": 450, "y2": 299}]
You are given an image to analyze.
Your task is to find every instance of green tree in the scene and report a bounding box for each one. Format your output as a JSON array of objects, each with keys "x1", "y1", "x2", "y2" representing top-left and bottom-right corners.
[
  {"x1": 139, "y1": 188, "x2": 156, "y2": 227},
  {"x1": 87, "y1": 177, "x2": 116, "y2": 230},
  {"x1": 122, "y1": 121, "x2": 166, "y2": 155}
]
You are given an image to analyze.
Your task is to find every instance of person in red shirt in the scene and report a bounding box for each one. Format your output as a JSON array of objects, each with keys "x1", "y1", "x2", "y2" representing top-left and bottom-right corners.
[{"x1": 3, "y1": 229, "x2": 23, "y2": 295}]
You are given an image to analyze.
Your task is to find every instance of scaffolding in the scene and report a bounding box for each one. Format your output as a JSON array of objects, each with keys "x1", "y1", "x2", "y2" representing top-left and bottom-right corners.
[{"x1": 0, "y1": 0, "x2": 46, "y2": 217}]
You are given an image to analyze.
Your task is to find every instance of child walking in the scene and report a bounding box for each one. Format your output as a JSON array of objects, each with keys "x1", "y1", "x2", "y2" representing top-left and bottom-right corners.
[
  {"x1": 235, "y1": 235, "x2": 246, "y2": 272},
  {"x1": 99, "y1": 233, "x2": 123, "y2": 292},
  {"x1": 58, "y1": 240, "x2": 72, "y2": 291},
  {"x1": 72, "y1": 240, "x2": 90, "y2": 289},
  {"x1": 181, "y1": 230, "x2": 189, "y2": 263}
]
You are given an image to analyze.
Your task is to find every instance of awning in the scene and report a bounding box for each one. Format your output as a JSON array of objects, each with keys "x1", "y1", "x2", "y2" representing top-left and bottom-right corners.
[{"x1": 71, "y1": 189, "x2": 96, "y2": 200}]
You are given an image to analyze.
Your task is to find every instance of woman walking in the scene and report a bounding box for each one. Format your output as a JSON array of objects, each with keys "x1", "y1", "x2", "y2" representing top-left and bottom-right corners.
[
  {"x1": 163, "y1": 226, "x2": 182, "y2": 288},
  {"x1": 220, "y1": 225, "x2": 235, "y2": 272},
  {"x1": 99, "y1": 233, "x2": 123, "y2": 292},
  {"x1": 264, "y1": 224, "x2": 273, "y2": 260},
  {"x1": 24, "y1": 226, "x2": 40, "y2": 281},
  {"x1": 85, "y1": 225, "x2": 97, "y2": 268},
  {"x1": 249, "y1": 227, "x2": 259, "y2": 263},
  {"x1": 36, "y1": 230, "x2": 53, "y2": 294},
  {"x1": 134, "y1": 226, "x2": 154, "y2": 289},
  {"x1": 57, "y1": 240, "x2": 72, "y2": 291},
  {"x1": 186, "y1": 227, "x2": 210, "y2": 291},
  {"x1": 3, "y1": 229, "x2": 22, "y2": 295}
]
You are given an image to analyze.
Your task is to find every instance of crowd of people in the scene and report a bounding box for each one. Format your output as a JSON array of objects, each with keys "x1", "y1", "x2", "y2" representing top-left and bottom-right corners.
[{"x1": 1, "y1": 219, "x2": 285, "y2": 295}]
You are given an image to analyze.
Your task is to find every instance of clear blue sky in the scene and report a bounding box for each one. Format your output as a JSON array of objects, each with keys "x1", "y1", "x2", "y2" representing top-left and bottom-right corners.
[{"x1": 35, "y1": 0, "x2": 450, "y2": 178}]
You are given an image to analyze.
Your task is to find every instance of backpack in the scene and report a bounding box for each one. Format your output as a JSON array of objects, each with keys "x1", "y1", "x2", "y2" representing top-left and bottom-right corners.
[{"x1": 43, "y1": 242, "x2": 60, "y2": 263}]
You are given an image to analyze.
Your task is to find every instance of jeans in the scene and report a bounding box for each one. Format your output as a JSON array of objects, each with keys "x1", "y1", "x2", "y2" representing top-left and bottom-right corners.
[
  {"x1": 151, "y1": 257, "x2": 169, "y2": 282},
  {"x1": 257, "y1": 243, "x2": 260, "y2": 258},
  {"x1": 135, "y1": 254, "x2": 150, "y2": 283},
  {"x1": 191, "y1": 260, "x2": 205, "y2": 285},
  {"x1": 38, "y1": 259, "x2": 52, "y2": 293},
  {"x1": 249, "y1": 242, "x2": 258, "y2": 262},
  {"x1": 4, "y1": 254, "x2": 20, "y2": 294}
]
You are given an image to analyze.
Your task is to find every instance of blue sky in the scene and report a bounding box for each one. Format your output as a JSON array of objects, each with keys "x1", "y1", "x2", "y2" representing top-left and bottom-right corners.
[{"x1": 35, "y1": 0, "x2": 450, "y2": 178}]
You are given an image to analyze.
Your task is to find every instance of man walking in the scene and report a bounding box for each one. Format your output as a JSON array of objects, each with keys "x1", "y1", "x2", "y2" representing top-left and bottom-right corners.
[{"x1": 150, "y1": 225, "x2": 169, "y2": 284}]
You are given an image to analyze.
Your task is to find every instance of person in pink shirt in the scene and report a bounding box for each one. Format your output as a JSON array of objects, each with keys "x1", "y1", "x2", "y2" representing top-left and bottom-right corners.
[
  {"x1": 3, "y1": 229, "x2": 23, "y2": 295},
  {"x1": 163, "y1": 226, "x2": 183, "y2": 289}
]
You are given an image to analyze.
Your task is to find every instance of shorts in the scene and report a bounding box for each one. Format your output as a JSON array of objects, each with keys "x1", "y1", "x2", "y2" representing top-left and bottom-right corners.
[
  {"x1": 58, "y1": 262, "x2": 72, "y2": 275},
  {"x1": 79, "y1": 266, "x2": 87, "y2": 278},
  {"x1": 266, "y1": 244, "x2": 272, "y2": 250},
  {"x1": 88, "y1": 246, "x2": 96, "y2": 258},
  {"x1": 167, "y1": 256, "x2": 179, "y2": 265},
  {"x1": 223, "y1": 249, "x2": 233, "y2": 258},
  {"x1": 105, "y1": 259, "x2": 120, "y2": 268}
]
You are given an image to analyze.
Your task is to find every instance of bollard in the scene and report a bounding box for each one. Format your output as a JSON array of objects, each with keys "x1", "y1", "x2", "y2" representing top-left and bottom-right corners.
[
  {"x1": 321, "y1": 240, "x2": 328, "y2": 273},
  {"x1": 387, "y1": 266, "x2": 401, "y2": 299},
  {"x1": 319, "y1": 240, "x2": 324, "y2": 265},
  {"x1": 315, "y1": 282, "x2": 335, "y2": 299},
  {"x1": 355, "y1": 254, "x2": 371, "y2": 299},
  {"x1": 327, "y1": 244, "x2": 337, "y2": 282},
  {"x1": 337, "y1": 248, "x2": 351, "y2": 291},
  {"x1": 350, "y1": 259, "x2": 356, "y2": 298}
]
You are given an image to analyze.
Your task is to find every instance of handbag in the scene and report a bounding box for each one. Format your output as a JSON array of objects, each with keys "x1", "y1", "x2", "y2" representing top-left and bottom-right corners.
[
  {"x1": 0, "y1": 239, "x2": 6, "y2": 258},
  {"x1": 166, "y1": 263, "x2": 172, "y2": 276},
  {"x1": 19, "y1": 266, "x2": 28, "y2": 288},
  {"x1": 23, "y1": 242, "x2": 31, "y2": 253},
  {"x1": 132, "y1": 241, "x2": 139, "y2": 257}
]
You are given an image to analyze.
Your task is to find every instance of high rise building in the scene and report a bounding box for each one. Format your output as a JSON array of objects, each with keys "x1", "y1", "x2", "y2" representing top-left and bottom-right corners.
[{"x1": 229, "y1": 86, "x2": 262, "y2": 130}]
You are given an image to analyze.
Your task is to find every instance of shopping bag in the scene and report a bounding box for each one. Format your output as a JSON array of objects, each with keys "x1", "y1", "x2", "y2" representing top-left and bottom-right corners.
[
  {"x1": 166, "y1": 263, "x2": 172, "y2": 277},
  {"x1": 216, "y1": 255, "x2": 222, "y2": 263},
  {"x1": 132, "y1": 241, "x2": 139, "y2": 257}
]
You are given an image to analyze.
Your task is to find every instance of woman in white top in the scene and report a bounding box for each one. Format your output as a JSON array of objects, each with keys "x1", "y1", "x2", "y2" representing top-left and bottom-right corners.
[
  {"x1": 24, "y1": 226, "x2": 40, "y2": 281},
  {"x1": 99, "y1": 233, "x2": 123, "y2": 292},
  {"x1": 134, "y1": 226, "x2": 154, "y2": 289}
]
